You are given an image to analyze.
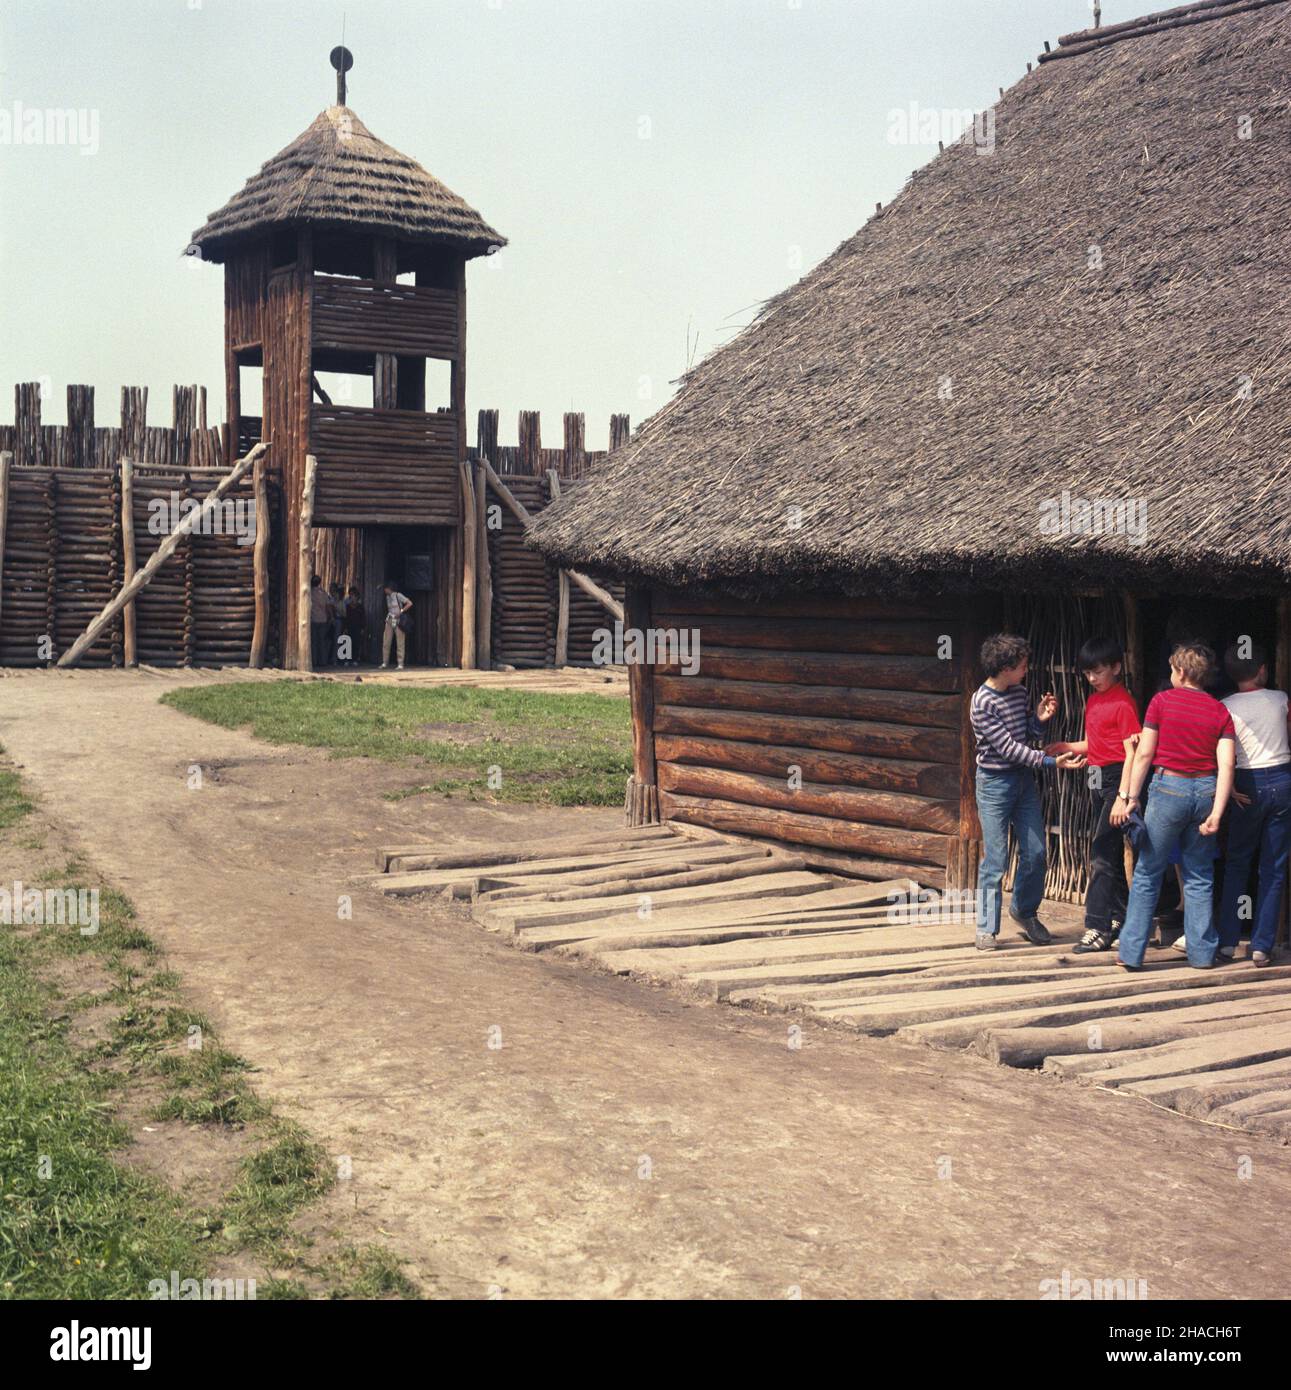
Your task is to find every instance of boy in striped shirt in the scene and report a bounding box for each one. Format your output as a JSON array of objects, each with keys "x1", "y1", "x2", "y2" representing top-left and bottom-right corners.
[{"x1": 971, "y1": 634, "x2": 1084, "y2": 950}]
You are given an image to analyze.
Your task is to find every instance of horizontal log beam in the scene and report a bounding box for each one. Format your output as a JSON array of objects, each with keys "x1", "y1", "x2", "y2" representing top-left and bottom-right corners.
[
  {"x1": 656, "y1": 761, "x2": 959, "y2": 836},
  {"x1": 653, "y1": 589, "x2": 945, "y2": 621},
  {"x1": 654, "y1": 675, "x2": 960, "y2": 729},
  {"x1": 654, "y1": 703, "x2": 960, "y2": 764},
  {"x1": 659, "y1": 790, "x2": 949, "y2": 869},
  {"x1": 656, "y1": 646, "x2": 958, "y2": 692},
  {"x1": 654, "y1": 613, "x2": 949, "y2": 657},
  {"x1": 654, "y1": 733, "x2": 960, "y2": 799}
]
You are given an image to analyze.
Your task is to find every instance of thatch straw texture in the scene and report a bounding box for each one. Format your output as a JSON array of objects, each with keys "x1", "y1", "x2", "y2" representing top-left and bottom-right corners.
[
  {"x1": 190, "y1": 106, "x2": 504, "y2": 262},
  {"x1": 531, "y1": 0, "x2": 1291, "y2": 596}
]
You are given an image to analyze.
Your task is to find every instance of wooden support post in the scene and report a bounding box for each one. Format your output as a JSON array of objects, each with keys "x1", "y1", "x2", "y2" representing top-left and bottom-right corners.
[
  {"x1": 563, "y1": 413, "x2": 586, "y2": 479},
  {"x1": 45, "y1": 474, "x2": 57, "y2": 660},
  {"x1": 947, "y1": 601, "x2": 985, "y2": 893},
  {"x1": 249, "y1": 455, "x2": 270, "y2": 668},
  {"x1": 120, "y1": 459, "x2": 137, "y2": 666},
  {"x1": 1279, "y1": 597, "x2": 1291, "y2": 947},
  {"x1": 0, "y1": 451, "x2": 10, "y2": 640},
  {"x1": 460, "y1": 462, "x2": 477, "y2": 669},
  {"x1": 66, "y1": 385, "x2": 95, "y2": 469},
  {"x1": 297, "y1": 454, "x2": 317, "y2": 672},
  {"x1": 609, "y1": 413, "x2": 631, "y2": 452},
  {"x1": 547, "y1": 469, "x2": 570, "y2": 667},
  {"x1": 475, "y1": 462, "x2": 492, "y2": 670},
  {"x1": 56, "y1": 442, "x2": 268, "y2": 668},
  {"x1": 478, "y1": 457, "x2": 624, "y2": 623},
  {"x1": 16, "y1": 382, "x2": 43, "y2": 468},
  {"x1": 624, "y1": 585, "x2": 660, "y2": 826},
  {"x1": 1122, "y1": 591, "x2": 1142, "y2": 700}
]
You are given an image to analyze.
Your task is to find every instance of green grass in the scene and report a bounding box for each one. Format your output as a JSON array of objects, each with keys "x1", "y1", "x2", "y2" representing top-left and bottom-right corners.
[
  {"x1": 0, "y1": 768, "x2": 203, "y2": 1297},
  {"x1": 162, "y1": 680, "x2": 632, "y2": 806},
  {"x1": 0, "y1": 747, "x2": 420, "y2": 1299}
]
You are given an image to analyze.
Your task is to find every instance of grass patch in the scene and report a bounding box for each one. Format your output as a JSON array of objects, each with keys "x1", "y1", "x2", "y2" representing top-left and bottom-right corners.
[
  {"x1": 0, "y1": 745, "x2": 419, "y2": 1299},
  {"x1": 162, "y1": 680, "x2": 632, "y2": 806},
  {"x1": 0, "y1": 922, "x2": 204, "y2": 1298},
  {"x1": 218, "y1": 1127, "x2": 334, "y2": 1252}
]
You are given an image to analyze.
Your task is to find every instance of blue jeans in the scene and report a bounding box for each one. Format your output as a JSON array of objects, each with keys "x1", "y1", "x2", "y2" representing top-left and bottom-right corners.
[
  {"x1": 1218, "y1": 764, "x2": 1291, "y2": 957},
  {"x1": 975, "y1": 766, "x2": 1046, "y2": 935},
  {"x1": 1118, "y1": 770, "x2": 1218, "y2": 967}
]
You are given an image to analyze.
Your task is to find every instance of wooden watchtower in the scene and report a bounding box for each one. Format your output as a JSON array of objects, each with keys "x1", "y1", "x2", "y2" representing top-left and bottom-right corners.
[{"x1": 188, "y1": 51, "x2": 504, "y2": 669}]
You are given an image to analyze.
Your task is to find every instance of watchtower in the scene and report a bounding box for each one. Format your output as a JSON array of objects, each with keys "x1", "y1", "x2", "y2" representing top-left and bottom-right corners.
[{"x1": 188, "y1": 50, "x2": 504, "y2": 668}]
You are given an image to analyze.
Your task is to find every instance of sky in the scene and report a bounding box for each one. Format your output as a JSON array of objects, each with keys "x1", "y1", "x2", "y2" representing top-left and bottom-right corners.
[{"x1": 0, "y1": 0, "x2": 1141, "y2": 449}]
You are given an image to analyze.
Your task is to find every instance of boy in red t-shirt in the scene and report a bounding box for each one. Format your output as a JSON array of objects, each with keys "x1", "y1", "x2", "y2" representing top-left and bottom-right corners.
[
  {"x1": 1110, "y1": 643, "x2": 1236, "y2": 969},
  {"x1": 1046, "y1": 637, "x2": 1142, "y2": 952}
]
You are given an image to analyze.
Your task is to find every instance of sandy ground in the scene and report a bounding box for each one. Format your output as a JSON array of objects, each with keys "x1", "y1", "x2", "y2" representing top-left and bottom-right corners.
[{"x1": 2, "y1": 667, "x2": 1289, "y2": 1300}]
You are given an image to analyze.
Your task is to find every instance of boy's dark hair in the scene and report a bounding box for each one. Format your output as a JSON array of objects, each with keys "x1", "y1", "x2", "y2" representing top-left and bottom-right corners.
[
  {"x1": 1224, "y1": 640, "x2": 1267, "y2": 685},
  {"x1": 311, "y1": 574, "x2": 321, "y2": 587},
  {"x1": 1077, "y1": 636, "x2": 1123, "y2": 674},
  {"x1": 980, "y1": 633, "x2": 1031, "y2": 679}
]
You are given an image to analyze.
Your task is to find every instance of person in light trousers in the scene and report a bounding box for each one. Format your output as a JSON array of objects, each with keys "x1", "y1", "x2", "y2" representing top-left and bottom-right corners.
[{"x1": 381, "y1": 580, "x2": 412, "y2": 670}]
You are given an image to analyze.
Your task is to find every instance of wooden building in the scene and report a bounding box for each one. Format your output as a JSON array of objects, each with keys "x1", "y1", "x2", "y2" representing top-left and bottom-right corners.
[
  {"x1": 530, "y1": 0, "x2": 1291, "y2": 905},
  {"x1": 188, "y1": 71, "x2": 505, "y2": 669}
]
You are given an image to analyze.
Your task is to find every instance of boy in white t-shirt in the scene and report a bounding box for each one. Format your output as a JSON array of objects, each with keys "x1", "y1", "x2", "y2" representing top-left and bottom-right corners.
[
  {"x1": 1218, "y1": 642, "x2": 1291, "y2": 966},
  {"x1": 380, "y1": 581, "x2": 412, "y2": 671}
]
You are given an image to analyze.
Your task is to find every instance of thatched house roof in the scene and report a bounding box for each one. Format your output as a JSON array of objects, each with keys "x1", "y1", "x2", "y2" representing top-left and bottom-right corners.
[
  {"x1": 531, "y1": 0, "x2": 1291, "y2": 596},
  {"x1": 190, "y1": 106, "x2": 504, "y2": 263}
]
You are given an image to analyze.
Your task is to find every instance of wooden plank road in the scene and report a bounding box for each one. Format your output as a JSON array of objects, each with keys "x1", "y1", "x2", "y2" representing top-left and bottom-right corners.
[{"x1": 370, "y1": 824, "x2": 1291, "y2": 1138}]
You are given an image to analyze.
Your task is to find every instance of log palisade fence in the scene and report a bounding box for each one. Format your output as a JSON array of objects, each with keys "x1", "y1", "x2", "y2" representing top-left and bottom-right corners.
[
  {"x1": 0, "y1": 384, "x2": 263, "y2": 668},
  {"x1": 475, "y1": 408, "x2": 628, "y2": 668},
  {"x1": 0, "y1": 385, "x2": 624, "y2": 670},
  {"x1": 312, "y1": 408, "x2": 628, "y2": 669}
]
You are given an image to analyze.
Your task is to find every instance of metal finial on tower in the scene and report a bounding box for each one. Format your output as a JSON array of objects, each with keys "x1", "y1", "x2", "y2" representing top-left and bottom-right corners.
[{"x1": 330, "y1": 45, "x2": 354, "y2": 106}]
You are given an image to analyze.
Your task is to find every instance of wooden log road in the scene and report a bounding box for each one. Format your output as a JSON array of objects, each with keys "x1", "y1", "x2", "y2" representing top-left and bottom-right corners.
[{"x1": 370, "y1": 823, "x2": 1291, "y2": 1141}]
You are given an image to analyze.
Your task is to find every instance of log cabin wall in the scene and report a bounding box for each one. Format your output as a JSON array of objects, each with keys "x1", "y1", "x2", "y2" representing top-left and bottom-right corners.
[{"x1": 637, "y1": 586, "x2": 972, "y2": 890}]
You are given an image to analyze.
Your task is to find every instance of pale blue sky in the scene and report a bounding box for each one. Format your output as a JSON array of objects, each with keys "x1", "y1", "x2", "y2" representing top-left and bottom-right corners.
[{"x1": 0, "y1": 0, "x2": 1136, "y2": 447}]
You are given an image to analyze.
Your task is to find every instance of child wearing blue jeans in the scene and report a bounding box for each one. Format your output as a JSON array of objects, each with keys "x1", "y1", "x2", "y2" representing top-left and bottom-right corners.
[
  {"x1": 1217, "y1": 642, "x2": 1291, "y2": 967},
  {"x1": 970, "y1": 634, "x2": 1084, "y2": 950}
]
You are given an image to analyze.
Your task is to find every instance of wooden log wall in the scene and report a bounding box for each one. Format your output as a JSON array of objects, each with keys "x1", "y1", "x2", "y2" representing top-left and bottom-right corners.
[
  {"x1": 0, "y1": 459, "x2": 265, "y2": 668},
  {"x1": 310, "y1": 404, "x2": 459, "y2": 525},
  {"x1": 471, "y1": 408, "x2": 628, "y2": 669},
  {"x1": 312, "y1": 276, "x2": 459, "y2": 358},
  {"x1": 644, "y1": 589, "x2": 966, "y2": 888}
]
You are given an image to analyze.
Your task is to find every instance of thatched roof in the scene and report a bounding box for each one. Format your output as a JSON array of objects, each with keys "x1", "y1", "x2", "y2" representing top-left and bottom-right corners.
[
  {"x1": 190, "y1": 106, "x2": 504, "y2": 263},
  {"x1": 531, "y1": 0, "x2": 1291, "y2": 596}
]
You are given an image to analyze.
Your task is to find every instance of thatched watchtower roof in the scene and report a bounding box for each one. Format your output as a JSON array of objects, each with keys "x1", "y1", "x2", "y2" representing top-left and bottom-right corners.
[
  {"x1": 531, "y1": 0, "x2": 1291, "y2": 596},
  {"x1": 189, "y1": 106, "x2": 505, "y2": 263}
]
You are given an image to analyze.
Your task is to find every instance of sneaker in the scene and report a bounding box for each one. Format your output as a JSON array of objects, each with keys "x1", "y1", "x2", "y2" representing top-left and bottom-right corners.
[
  {"x1": 1011, "y1": 913, "x2": 1053, "y2": 946},
  {"x1": 379, "y1": 663, "x2": 388, "y2": 669},
  {"x1": 1169, "y1": 935, "x2": 1188, "y2": 953},
  {"x1": 1217, "y1": 946, "x2": 1236, "y2": 962},
  {"x1": 396, "y1": 663, "x2": 404, "y2": 671},
  {"x1": 1073, "y1": 926, "x2": 1115, "y2": 954},
  {"x1": 1253, "y1": 950, "x2": 1273, "y2": 968},
  {"x1": 975, "y1": 932, "x2": 998, "y2": 951}
]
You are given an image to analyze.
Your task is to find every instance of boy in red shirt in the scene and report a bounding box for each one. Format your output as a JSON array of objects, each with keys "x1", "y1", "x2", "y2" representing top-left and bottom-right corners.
[
  {"x1": 1045, "y1": 637, "x2": 1142, "y2": 953},
  {"x1": 1111, "y1": 643, "x2": 1236, "y2": 969}
]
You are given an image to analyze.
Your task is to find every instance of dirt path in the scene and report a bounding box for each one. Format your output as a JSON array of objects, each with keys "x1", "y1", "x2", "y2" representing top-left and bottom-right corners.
[{"x1": 3, "y1": 668, "x2": 1288, "y2": 1299}]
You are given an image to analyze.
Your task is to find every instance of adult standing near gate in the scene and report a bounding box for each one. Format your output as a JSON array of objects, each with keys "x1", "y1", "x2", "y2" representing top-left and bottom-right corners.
[
  {"x1": 308, "y1": 575, "x2": 331, "y2": 670},
  {"x1": 381, "y1": 580, "x2": 412, "y2": 671}
]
